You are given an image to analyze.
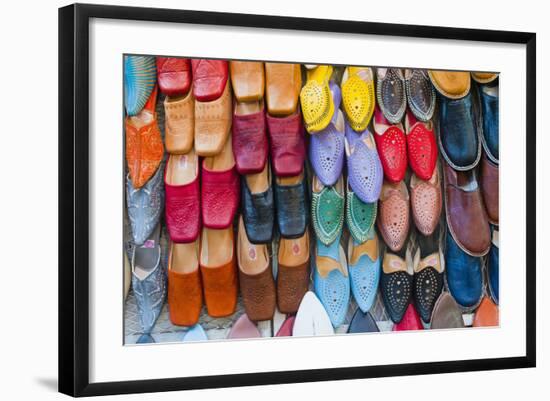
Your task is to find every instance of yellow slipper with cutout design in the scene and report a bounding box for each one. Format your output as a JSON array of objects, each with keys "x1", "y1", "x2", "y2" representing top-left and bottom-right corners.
[
  {"x1": 300, "y1": 65, "x2": 334, "y2": 133},
  {"x1": 341, "y1": 67, "x2": 375, "y2": 132}
]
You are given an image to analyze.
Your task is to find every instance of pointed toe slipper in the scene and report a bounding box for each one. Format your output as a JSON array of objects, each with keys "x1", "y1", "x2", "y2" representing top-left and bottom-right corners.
[
  {"x1": 275, "y1": 316, "x2": 296, "y2": 337},
  {"x1": 199, "y1": 227, "x2": 238, "y2": 317},
  {"x1": 164, "y1": 89, "x2": 195, "y2": 154},
  {"x1": 191, "y1": 59, "x2": 228, "y2": 102},
  {"x1": 266, "y1": 109, "x2": 306, "y2": 177},
  {"x1": 124, "y1": 55, "x2": 157, "y2": 116},
  {"x1": 311, "y1": 175, "x2": 345, "y2": 246},
  {"x1": 164, "y1": 151, "x2": 201, "y2": 243},
  {"x1": 376, "y1": 68, "x2": 406, "y2": 123},
  {"x1": 348, "y1": 230, "x2": 381, "y2": 313},
  {"x1": 405, "y1": 110, "x2": 437, "y2": 180},
  {"x1": 410, "y1": 169, "x2": 442, "y2": 236},
  {"x1": 346, "y1": 180, "x2": 377, "y2": 244},
  {"x1": 232, "y1": 100, "x2": 268, "y2": 174},
  {"x1": 168, "y1": 241, "x2": 202, "y2": 326},
  {"x1": 404, "y1": 69, "x2": 436, "y2": 121},
  {"x1": 125, "y1": 109, "x2": 164, "y2": 189},
  {"x1": 345, "y1": 124, "x2": 383, "y2": 203},
  {"x1": 194, "y1": 81, "x2": 232, "y2": 157},
  {"x1": 377, "y1": 180, "x2": 410, "y2": 252},
  {"x1": 230, "y1": 61, "x2": 265, "y2": 102},
  {"x1": 181, "y1": 324, "x2": 208, "y2": 342},
  {"x1": 300, "y1": 65, "x2": 334, "y2": 133},
  {"x1": 293, "y1": 292, "x2": 335, "y2": 336},
  {"x1": 314, "y1": 235, "x2": 351, "y2": 327},
  {"x1": 428, "y1": 70, "x2": 471, "y2": 99},
  {"x1": 341, "y1": 66, "x2": 375, "y2": 132},
  {"x1": 156, "y1": 57, "x2": 191, "y2": 97},
  {"x1": 237, "y1": 218, "x2": 276, "y2": 322},
  {"x1": 392, "y1": 303, "x2": 423, "y2": 331},
  {"x1": 227, "y1": 314, "x2": 261, "y2": 339},
  {"x1": 201, "y1": 137, "x2": 240, "y2": 229},
  {"x1": 347, "y1": 308, "x2": 379, "y2": 333},
  {"x1": 473, "y1": 297, "x2": 499, "y2": 327},
  {"x1": 265, "y1": 63, "x2": 302, "y2": 116},
  {"x1": 373, "y1": 105, "x2": 407, "y2": 182},
  {"x1": 381, "y1": 249, "x2": 413, "y2": 324},
  {"x1": 277, "y1": 231, "x2": 310, "y2": 314},
  {"x1": 430, "y1": 292, "x2": 465, "y2": 329}
]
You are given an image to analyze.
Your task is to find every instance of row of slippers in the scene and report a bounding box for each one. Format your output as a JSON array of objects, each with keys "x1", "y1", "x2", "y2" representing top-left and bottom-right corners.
[{"x1": 135, "y1": 290, "x2": 499, "y2": 344}]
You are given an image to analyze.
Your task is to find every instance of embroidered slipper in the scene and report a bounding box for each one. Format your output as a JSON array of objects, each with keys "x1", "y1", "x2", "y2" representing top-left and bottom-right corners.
[
  {"x1": 412, "y1": 226, "x2": 444, "y2": 323},
  {"x1": 311, "y1": 175, "x2": 345, "y2": 246},
  {"x1": 293, "y1": 291, "x2": 335, "y2": 336},
  {"x1": 199, "y1": 227, "x2": 238, "y2": 317},
  {"x1": 376, "y1": 68, "x2": 406, "y2": 124},
  {"x1": 300, "y1": 65, "x2": 334, "y2": 133},
  {"x1": 181, "y1": 324, "x2": 208, "y2": 342},
  {"x1": 277, "y1": 231, "x2": 310, "y2": 314},
  {"x1": 168, "y1": 240, "x2": 202, "y2": 326},
  {"x1": 265, "y1": 62, "x2": 302, "y2": 116},
  {"x1": 194, "y1": 80, "x2": 232, "y2": 156},
  {"x1": 227, "y1": 314, "x2": 261, "y2": 339},
  {"x1": 348, "y1": 229, "x2": 381, "y2": 313},
  {"x1": 346, "y1": 179, "x2": 377, "y2": 244},
  {"x1": 392, "y1": 304, "x2": 423, "y2": 331},
  {"x1": 229, "y1": 61, "x2": 265, "y2": 102},
  {"x1": 428, "y1": 70, "x2": 470, "y2": 99},
  {"x1": 201, "y1": 135, "x2": 240, "y2": 229},
  {"x1": 314, "y1": 234, "x2": 351, "y2": 328},
  {"x1": 309, "y1": 83, "x2": 344, "y2": 186},
  {"x1": 347, "y1": 309, "x2": 379, "y2": 333},
  {"x1": 404, "y1": 69, "x2": 436, "y2": 122},
  {"x1": 232, "y1": 100, "x2": 268, "y2": 174},
  {"x1": 410, "y1": 168, "x2": 442, "y2": 236},
  {"x1": 125, "y1": 108, "x2": 164, "y2": 189},
  {"x1": 373, "y1": 105, "x2": 407, "y2": 183},
  {"x1": 341, "y1": 66, "x2": 375, "y2": 132},
  {"x1": 164, "y1": 150, "x2": 200, "y2": 243},
  {"x1": 377, "y1": 180, "x2": 410, "y2": 252},
  {"x1": 124, "y1": 55, "x2": 157, "y2": 116},
  {"x1": 237, "y1": 217, "x2": 276, "y2": 322},
  {"x1": 471, "y1": 72, "x2": 498, "y2": 84},
  {"x1": 345, "y1": 123, "x2": 383, "y2": 203},
  {"x1": 191, "y1": 59, "x2": 228, "y2": 102},
  {"x1": 266, "y1": 108, "x2": 306, "y2": 177},
  {"x1": 404, "y1": 109, "x2": 437, "y2": 180},
  {"x1": 156, "y1": 57, "x2": 191, "y2": 97},
  {"x1": 381, "y1": 246, "x2": 413, "y2": 324},
  {"x1": 164, "y1": 88, "x2": 194, "y2": 155}
]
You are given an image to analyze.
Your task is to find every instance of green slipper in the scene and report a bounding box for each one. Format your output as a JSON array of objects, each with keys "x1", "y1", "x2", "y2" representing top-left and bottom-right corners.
[
  {"x1": 311, "y1": 175, "x2": 345, "y2": 245},
  {"x1": 346, "y1": 179, "x2": 377, "y2": 243}
]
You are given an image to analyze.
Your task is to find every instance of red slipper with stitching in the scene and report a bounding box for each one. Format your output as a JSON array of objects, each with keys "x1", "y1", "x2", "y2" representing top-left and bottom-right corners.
[
  {"x1": 191, "y1": 59, "x2": 228, "y2": 102},
  {"x1": 405, "y1": 110, "x2": 437, "y2": 180},
  {"x1": 156, "y1": 57, "x2": 192, "y2": 97},
  {"x1": 373, "y1": 105, "x2": 407, "y2": 183}
]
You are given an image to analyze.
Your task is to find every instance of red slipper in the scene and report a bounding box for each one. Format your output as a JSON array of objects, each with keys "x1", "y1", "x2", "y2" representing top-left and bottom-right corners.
[
  {"x1": 232, "y1": 101, "x2": 268, "y2": 175},
  {"x1": 266, "y1": 109, "x2": 305, "y2": 177},
  {"x1": 373, "y1": 105, "x2": 407, "y2": 183},
  {"x1": 191, "y1": 59, "x2": 228, "y2": 102},
  {"x1": 156, "y1": 57, "x2": 192, "y2": 97},
  {"x1": 392, "y1": 304, "x2": 423, "y2": 331},
  {"x1": 405, "y1": 110, "x2": 437, "y2": 180},
  {"x1": 275, "y1": 316, "x2": 296, "y2": 337}
]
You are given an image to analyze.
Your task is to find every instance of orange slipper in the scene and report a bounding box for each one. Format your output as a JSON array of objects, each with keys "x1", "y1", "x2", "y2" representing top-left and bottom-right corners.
[
  {"x1": 471, "y1": 72, "x2": 498, "y2": 84},
  {"x1": 473, "y1": 296, "x2": 499, "y2": 327},
  {"x1": 168, "y1": 240, "x2": 203, "y2": 326},
  {"x1": 428, "y1": 70, "x2": 471, "y2": 99},
  {"x1": 229, "y1": 61, "x2": 265, "y2": 102},
  {"x1": 125, "y1": 108, "x2": 164, "y2": 188},
  {"x1": 164, "y1": 88, "x2": 194, "y2": 154},
  {"x1": 195, "y1": 81, "x2": 232, "y2": 156},
  {"x1": 265, "y1": 63, "x2": 302, "y2": 116},
  {"x1": 199, "y1": 227, "x2": 238, "y2": 317}
]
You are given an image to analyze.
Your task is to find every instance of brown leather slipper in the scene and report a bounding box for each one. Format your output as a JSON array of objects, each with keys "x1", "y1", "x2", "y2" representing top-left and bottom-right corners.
[
  {"x1": 195, "y1": 81, "x2": 232, "y2": 156},
  {"x1": 265, "y1": 62, "x2": 302, "y2": 116},
  {"x1": 230, "y1": 61, "x2": 265, "y2": 102},
  {"x1": 277, "y1": 230, "x2": 310, "y2": 314}
]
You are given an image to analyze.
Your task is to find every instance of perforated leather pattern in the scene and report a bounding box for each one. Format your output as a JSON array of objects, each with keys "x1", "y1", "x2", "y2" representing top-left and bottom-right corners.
[
  {"x1": 406, "y1": 70, "x2": 436, "y2": 121},
  {"x1": 413, "y1": 267, "x2": 443, "y2": 323},
  {"x1": 277, "y1": 262, "x2": 309, "y2": 314},
  {"x1": 381, "y1": 270, "x2": 413, "y2": 323},
  {"x1": 165, "y1": 178, "x2": 200, "y2": 243},
  {"x1": 342, "y1": 75, "x2": 375, "y2": 131},
  {"x1": 348, "y1": 139, "x2": 384, "y2": 203},
  {"x1": 378, "y1": 192, "x2": 409, "y2": 252},
  {"x1": 411, "y1": 180, "x2": 441, "y2": 236},
  {"x1": 315, "y1": 268, "x2": 350, "y2": 327},
  {"x1": 408, "y1": 124, "x2": 437, "y2": 180},
  {"x1": 346, "y1": 192, "x2": 377, "y2": 244},
  {"x1": 374, "y1": 126, "x2": 407, "y2": 182},
  {"x1": 301, "y1": 82, "x2": 333, "y2": 132},
  {"x1": 311, "y1": 187, "x2": 344, "y2": 245},
  {"x1": 377, "y1": 69, "x2": 406, "y2": 123},
  {"x1": 350, "y1": 259, "x2": 380, "y2": 312},
  {"x1": 201, "y1": 167, "x2": 240, "y2": 229},
  {"x1": 310, "y1": 128, "x2": 345, "y2": 186}
]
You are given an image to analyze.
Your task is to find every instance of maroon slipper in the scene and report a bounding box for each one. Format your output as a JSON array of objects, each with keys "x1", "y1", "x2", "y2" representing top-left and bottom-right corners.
[
  {"x1": 266, "y1": 109, "x2": 305, "y2": 177},
  {"x1": 156, "y1": 57, "x2": 192, "y2": 97},
  {"x1": 191, "y1": 59, "x2": 229, "y2": 102}
]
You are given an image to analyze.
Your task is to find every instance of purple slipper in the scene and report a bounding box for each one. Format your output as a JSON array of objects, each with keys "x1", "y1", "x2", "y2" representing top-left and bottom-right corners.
[
  {"x1": 309, "y1": 82, "x2": 345, "y2": 186},
  {"x1": 345, "y1": 122, "x2": 383, "y2": 203}
]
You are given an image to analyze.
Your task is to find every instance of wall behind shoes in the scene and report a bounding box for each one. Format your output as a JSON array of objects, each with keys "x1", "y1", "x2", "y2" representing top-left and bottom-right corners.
[{"x1": 0, "y1": 0, "x2": 545, "y2": 399}]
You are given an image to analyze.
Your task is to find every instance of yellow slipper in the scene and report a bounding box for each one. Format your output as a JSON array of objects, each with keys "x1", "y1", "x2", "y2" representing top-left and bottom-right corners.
[
  {"x1": 428, "y1": 70, "x2": 471, "y2": 99},
  {"x1": 471, "y1": 72, "x2": 498, "y2": 84},
  {"x1": 341, "y1": 67, "x2": 375, "y2": 132},
  {"x1": 300, "y1": 65, "x2": 334, "y2": 133}
]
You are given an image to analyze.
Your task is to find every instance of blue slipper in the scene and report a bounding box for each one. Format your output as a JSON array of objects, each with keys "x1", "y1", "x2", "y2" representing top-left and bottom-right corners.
[
  {"x1": 347, "y1": 229, "x2": 380, "y2": 313},
  {"x1": 124, "y1": 55, "x2": 157, "y2": 116}
]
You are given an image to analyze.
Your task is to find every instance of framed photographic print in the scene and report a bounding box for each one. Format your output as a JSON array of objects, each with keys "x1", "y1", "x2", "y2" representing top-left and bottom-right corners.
[{"x1": 58, "y1": 3, "x2": 536, "y2": 397}]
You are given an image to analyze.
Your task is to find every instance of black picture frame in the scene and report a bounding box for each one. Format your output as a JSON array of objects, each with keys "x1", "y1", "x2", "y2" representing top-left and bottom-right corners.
[{"x1": 58, "y1": 3, "x2": 536, "y2": 397}]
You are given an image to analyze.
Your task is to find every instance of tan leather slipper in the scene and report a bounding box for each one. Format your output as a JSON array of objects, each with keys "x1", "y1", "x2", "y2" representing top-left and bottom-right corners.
[
  {"x1": 164, "y1": 88, "x2": 194, "y2": 154},
  {"x1": 230, "y1": 61, "x2": 265, "y2": 102},
  {"x1": 428, "y1": 70, "x2": 471, "y2": 99},
  {"x1": 195, "y1": 81, "x2": 232, "y2": 156},
  {"x1": 277, "y1": 230, "x2": 310, "y2": 314},
  {"x1": 237, "y1": 217, "x2": 276, "y2": 321},
  {"x1": 471, "y1": 72, "x2": 498, "y2": 84},
  {"x1": 265, "y1": 62, "x2": 302, "y2": 116}
]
